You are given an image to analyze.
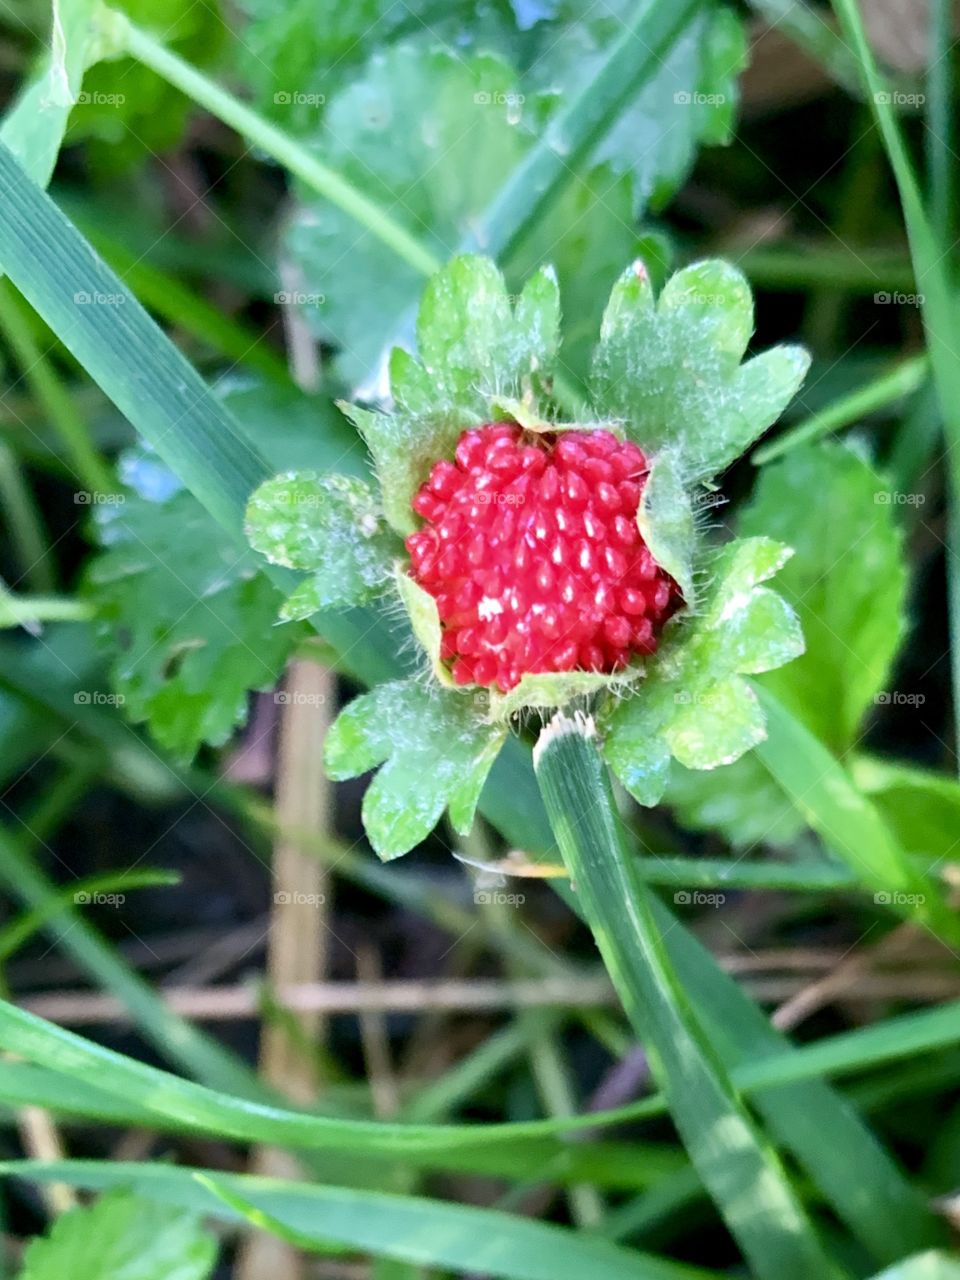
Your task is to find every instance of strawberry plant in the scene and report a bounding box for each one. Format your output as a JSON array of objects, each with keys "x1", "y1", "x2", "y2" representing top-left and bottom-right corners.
[{"x1": 0, "y1": 1, "x2": 959, "y2": 1278}]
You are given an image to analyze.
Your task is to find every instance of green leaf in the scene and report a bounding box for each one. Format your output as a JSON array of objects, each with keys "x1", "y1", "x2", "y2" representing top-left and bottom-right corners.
[
  {"x1": 852, "y1": 755, "x2": 960, "y2": 864},
  {"x1": 4, "y1": 1161, "x2": 710, "y2": 1280},
  {"x1": 414, "y1": 255, "x2": 559, "y2": 415},
  {"x1": 871, "y1": 1254, "x2": 960, "y2": 1280},
  {"x1": 18, "y1": 1188, "x2": 216, "y2": 1280},
  {"x1": 245, "y1": 471, "x2": 400, "y2": 616},
  {"x1": 754, "y1": 688, "x2": 960, "y2": 942},
  {"x1": 665, "y1": 440, "x2": 907, "y2": 844},
  {"x1": 741, "y1": 442, "x2": 908, "y2": 748},
  {"x1": 87, "y1": 457, "x2": 302, "y2": 759},
  {"x1": 534, "y1": 719, "x2": 835, "y2": 1280},
  {"x1": 324, "y1": 679, "x2": 506, "y2": 858},
  {"x1": 285, "y1": 45, "x2": 528, "y2": 388},
  {"x1": 528, "y1": 2, "x2": 745, "y2": 210},
  {"x1": 636, "y1": 449, "x2": 696, "y2": 604},
  {"x1": 591, "y1": 259, "x2": 810, "y2": 480},
  {"x1": 340, "y1": 255, "x2": 559, "y2": 534},
  {"x1": 601, "y1": 536, "x2": 803, "y2": 805}
]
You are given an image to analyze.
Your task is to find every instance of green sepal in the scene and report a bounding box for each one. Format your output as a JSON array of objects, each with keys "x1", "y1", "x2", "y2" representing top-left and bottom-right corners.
[
  {"x1": 245, "y1": 471, "x2": 400, "y2": 617},
  {"x1": 324, "y1": 678, "x2": 507, "y2": 859},
  {"x1": 600, "y1": 536, "x2": 804, "y2": 806},
  {"x1": 591, "y1": 258, "x2": 810, "y2": 480}
]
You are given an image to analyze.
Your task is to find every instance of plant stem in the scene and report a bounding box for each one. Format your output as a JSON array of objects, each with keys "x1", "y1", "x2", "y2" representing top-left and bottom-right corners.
[
  {"x1": 533, "y1": 712, "x2": 837, "y2": 1280},
  {"x1": 0, "y1": 591, "x2": 91, "y2": 628},
  {"x1": 0, "y1": 279, "x2": 113, "y2": 495},
  {"x1": 116, "y1": 14, "x2": 440, "y2": 279}
]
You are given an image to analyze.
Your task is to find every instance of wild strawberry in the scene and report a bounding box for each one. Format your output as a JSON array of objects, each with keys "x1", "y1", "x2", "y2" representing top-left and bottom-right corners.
[{"x1": 405, "y1": 423, "x2": 681, "y2": 693}]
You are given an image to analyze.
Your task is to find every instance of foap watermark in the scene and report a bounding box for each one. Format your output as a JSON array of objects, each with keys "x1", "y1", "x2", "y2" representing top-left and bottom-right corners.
[
  {"x1": 674, "y1": 90, "x2": 727, "y2": 106},
  {"x1": 875, "y1": 890, "x2": 926, "y2": 906},
  {"x1": 74, "y1": 490, "x2": 125, "y2": 506},
  {"x1": 874, "y1": 490, "x2": 925, "y2": 506},
  {"x1": 473, "y1": 90, "x2": 525, "y2": 108},
  {"x1": 74, "y1": 690, "x2": 125, "y2": 706},
  {"x1": 275, "y1": 691, "x2": 327, "y2": 707},
  {"x1": 874, "y1": 91, "x2": 925, "y2": 107},
  {"x1": 75, "y1": 90, "x2": 126, "y2": 106},
  {"x1": 673, "y1": 689, "x2": 720, "y2": 707},
  {"x1": 273, "y1": 91, "x2": 326, "y2": 107},
  {"x1": 874, "y1": 690, "x2": 925, "y2": 707},
  {"x1": 477, "y1": 490, "x2": 526, "y2": 506},
  {"x1": 75, "y1": 890, "x2": 125, "y2": 907},
  {"x1": 274, "y1": 891, "x2": 327, "y2": 906},
  {"x1": 275, "y1": 290, "x2": 325, "y2": 307},
  {"x1": 674, "y1": 890, "x2": 726, "y2": 907},
  {"x1": 874, "y1": 290, "x2": 924, "y2": 307},
  {"x1": 74, "y1": 290, "x2": 126, "y2": 307},
  {"x1": 474, "y1": 889, "x2": 526, "y2": 906}
]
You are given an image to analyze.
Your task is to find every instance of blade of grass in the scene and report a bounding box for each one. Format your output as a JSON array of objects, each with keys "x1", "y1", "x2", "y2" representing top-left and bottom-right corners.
[
  {"x1": 753, "y1": 354, "x2": 929, "y2": 464},
  {"x1": 466, "y1": 0, "x2": 701, "y2": 262},
  {"x1": 0, "y1": 868, "x2": 178, "y2": 962},
  {"x1": 754, "y1": 686, "x2": 959, "y2": 941},
  {"x1": 3, "y1": 988, "x2": 960, "y2": 1151},
  {"x1": 0, "y1": 1159, "x2": 713, "y2": 1280},
  {"x1": 533, "y1": 713, "x2": 838, "y2": 1280},
  {"x1": 0, "y1": 278, "x2": 112, "y2": 494},
  {"x1": 830, "y1": 0, "x2": 960, "y2": 763}
]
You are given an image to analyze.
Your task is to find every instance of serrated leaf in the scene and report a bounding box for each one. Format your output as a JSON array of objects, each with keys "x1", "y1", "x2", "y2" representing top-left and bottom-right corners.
[
  {"x1": 245, "y1": 471, "x2": 399, "y2": 615},
  {"x1": 285, "y1": 44, "x2": 528, "y2": 389},
  {"x1": 325, "y1": 679, "x2": 506, "y2": 858},
  {"x1": 340, "y1": 256, "x2": 559, "y2": 534},
  {"x1": 665, "y1": 441, "x2": 907, "y2": 844},
  {"x1": 600, "y1": 536, "x2": 803, "y2": 805},
  {"x1": 19, "y1": 1188, "x2": 216, "y2": 1280},
  {"x1": 591, "y1": 259, "x2": 810, "y2": 480},
  {"x1": 87, "y1": 457, "x2": 301, "y2": 760}
]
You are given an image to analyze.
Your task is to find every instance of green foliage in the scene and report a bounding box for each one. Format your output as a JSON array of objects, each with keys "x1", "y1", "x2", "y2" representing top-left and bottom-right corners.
[
  {"x1": 284, "y1": 11, "x2": 742, "y2": 390},
  {"x1": 340, "y1": 256, "x2": 560, "y2": 533},
  {"x1": 245, "y1": 471, "x2": 400, "y2": 617},
  {"x1": 19, "y1": 1189, "x2": 216, "y2": 1280},
  {"x1": 325, "y1": 679, "x2": 506, "y2": 860},
  {"x1": 602, "y1": 538, "x2": 804, "y2": 806},
  {"x1": 68, "y1": 0, "x2": 225, "y2": 167},
  {"x1": 591, "y1": 259, "x2": 811, "y2": 481},
  {"x1": 526, "y1": 1, "x2": 745, "y2": 209},
  {"x1": 666, "y1": 441, "x2": 908, "y2": 845},
  {"x1": 87, "y1": 456, "x2": 301, "y2": 759}
]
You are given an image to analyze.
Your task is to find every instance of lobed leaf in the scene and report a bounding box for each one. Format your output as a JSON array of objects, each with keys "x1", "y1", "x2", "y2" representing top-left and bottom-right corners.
[
  {"x1": 666, "y1": 441, "x2": 907, "y2": 844},
  {"x1": 245, "y1": 470, "x2": 400, "y2": 616},
  {"x1": 325, "y1": 679, "x2": 507, "y2": 858},
  {"x1": 591, "y1": 259, "x2": 810, "y2": 480},
  {"x1": 87, "y1": 456, "x2": 301, "y2": 760},
  {"x1": 19, "y1": 1188, "x2": 216, "y2": 1280},
  {"x1": 600, "y1": 536, "x2": 803, "y2": 805}
]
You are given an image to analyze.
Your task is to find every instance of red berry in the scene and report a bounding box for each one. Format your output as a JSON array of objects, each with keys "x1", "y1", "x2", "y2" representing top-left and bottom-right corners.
[{"x1": 405, "y1": 424, "x2": 681, "y2": 693}]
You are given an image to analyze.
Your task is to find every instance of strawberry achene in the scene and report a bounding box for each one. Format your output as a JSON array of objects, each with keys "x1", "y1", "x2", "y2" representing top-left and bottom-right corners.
[{"x1": 405, "y1": 423, "x2": 680, "y2": 692}]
